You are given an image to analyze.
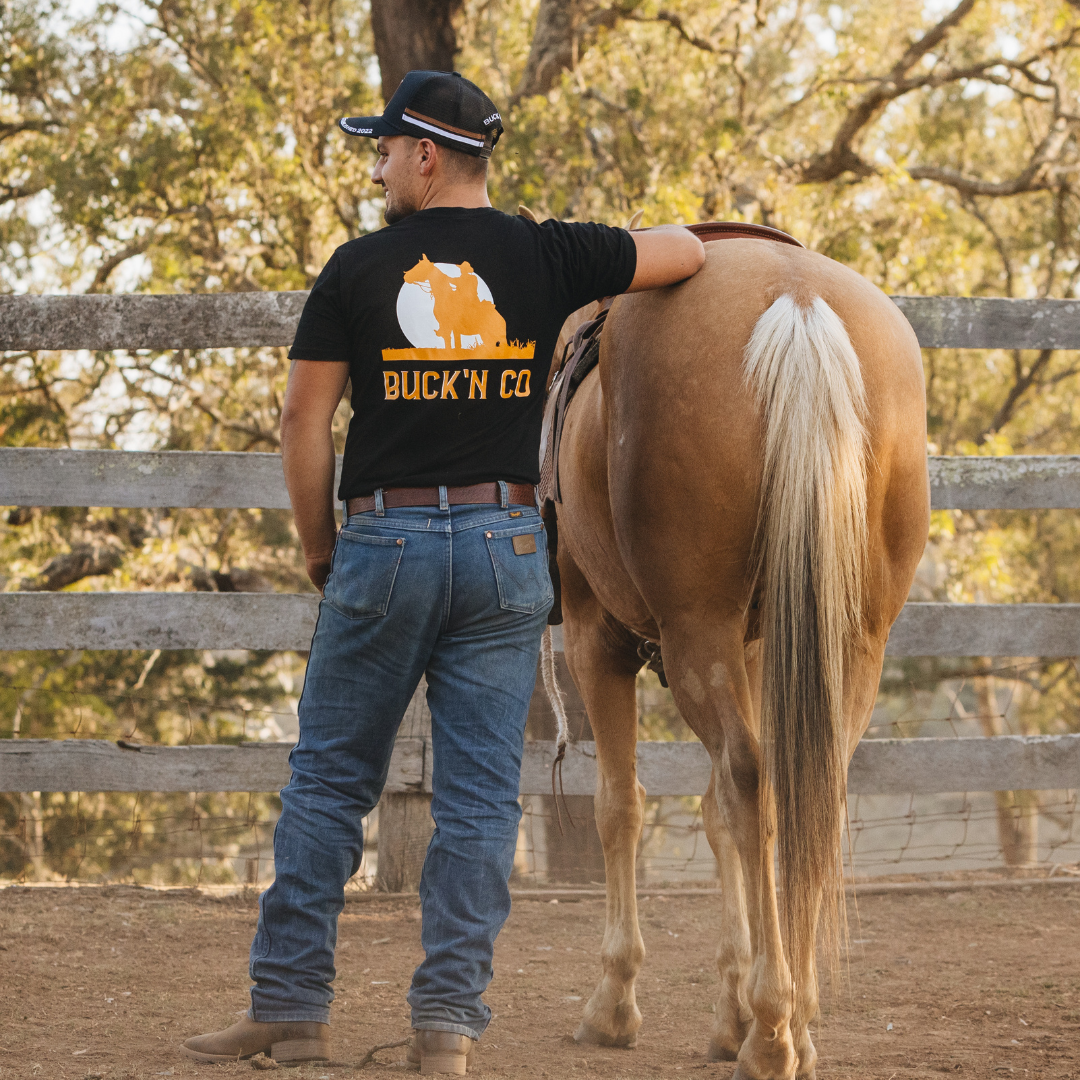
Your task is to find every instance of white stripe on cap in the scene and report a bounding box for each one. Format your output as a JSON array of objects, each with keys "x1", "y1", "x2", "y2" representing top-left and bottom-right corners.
[{"x1": 401, "y1": 113, "x2": 485, "y2": 148}]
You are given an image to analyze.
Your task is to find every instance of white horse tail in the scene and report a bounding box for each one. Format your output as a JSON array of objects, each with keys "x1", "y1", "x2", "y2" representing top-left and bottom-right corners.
[{"x1": 743, "y1": 294, "x2": 869, "y2": 981}]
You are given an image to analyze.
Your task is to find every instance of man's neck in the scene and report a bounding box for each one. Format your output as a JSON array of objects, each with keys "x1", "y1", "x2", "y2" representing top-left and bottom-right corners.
[{"x1": 419, "y1": 182, "x2": 492, "y2": 211}]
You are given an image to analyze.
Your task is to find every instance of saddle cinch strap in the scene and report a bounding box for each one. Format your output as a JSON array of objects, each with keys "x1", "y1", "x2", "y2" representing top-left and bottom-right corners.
[{"x1": 538, "y1": 220, "x2": 803, "y2": 627}]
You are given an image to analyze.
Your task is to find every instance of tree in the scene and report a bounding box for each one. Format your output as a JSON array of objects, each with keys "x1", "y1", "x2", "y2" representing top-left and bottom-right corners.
[{"x1": 370, "y1": 0, "x2": 463, "y2": 102}]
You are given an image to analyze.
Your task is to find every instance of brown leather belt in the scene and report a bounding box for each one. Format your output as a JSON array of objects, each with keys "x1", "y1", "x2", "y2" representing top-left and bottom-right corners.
[{"x1": 346, "y1": 482, "x2": 536, "y2": 516}]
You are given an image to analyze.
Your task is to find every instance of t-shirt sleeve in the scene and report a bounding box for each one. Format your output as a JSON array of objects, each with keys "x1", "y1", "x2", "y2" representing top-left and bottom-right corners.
[
  {"x1": 538, "y1": 219, "x2": 638, "y2": 313},
  {"x1": 287, "y1": 252, "x2": 350, "y2": 362}
]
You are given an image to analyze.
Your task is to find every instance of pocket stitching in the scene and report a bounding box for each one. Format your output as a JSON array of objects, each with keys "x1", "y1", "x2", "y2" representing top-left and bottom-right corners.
[
  {"x1": 338, "y1": 530, "x2": 407, "y2": 546},
  {"x1": 325, "y1": 536, "x2": 406, "y2": 620},
  {"x1": 484, "y1": 529, "x2": 552, "y2": 614},
  {"x1": 485, "y1": 523, "x2": 544, "y2": 541}
]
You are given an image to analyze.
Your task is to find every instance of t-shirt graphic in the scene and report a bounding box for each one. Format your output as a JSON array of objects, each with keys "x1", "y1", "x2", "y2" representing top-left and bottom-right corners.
[
  {"x1": 385, "y1": 256, "x2": 535, "y2": 360},
  {"x1": 288, "y1": 207, "x2": 636, "y2": 498}
]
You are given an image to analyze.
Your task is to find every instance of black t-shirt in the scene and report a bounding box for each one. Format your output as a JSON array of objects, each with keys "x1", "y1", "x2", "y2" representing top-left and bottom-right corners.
[{"x1": 288, "y1": 207, "x2": 637, "y2": 499}]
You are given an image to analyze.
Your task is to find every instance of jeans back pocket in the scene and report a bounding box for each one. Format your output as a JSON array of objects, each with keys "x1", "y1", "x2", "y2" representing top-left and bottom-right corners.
[
  {"x1": 324, "y1": 531, "x2": 406, "y2": 619},
  {"x1": 484, "y1": 524, "x2": 553, "y2": 614}
]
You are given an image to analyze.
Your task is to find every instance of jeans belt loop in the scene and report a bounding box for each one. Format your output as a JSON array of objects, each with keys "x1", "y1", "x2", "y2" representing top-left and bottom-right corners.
[
  {"x1": 439, "y1": 485, "x2": 449, "y2": 511},
  {"x1": 374, "y1": 488, "x2": 385, "y2": 517},
  {"x1": 497, "y1": 480, "x2": 509, "y2": 509}
]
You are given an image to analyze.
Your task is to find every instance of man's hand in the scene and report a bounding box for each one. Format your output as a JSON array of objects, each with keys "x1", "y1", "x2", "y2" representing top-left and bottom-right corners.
[
  {"x1": 281, "y1": 360, "x2": 351, "y2": 593},
  {"x1": 627, "y1": 225, "x2": 706, "y2": 292},
  {"x1": 306, "y1": 554, "x2": 334, "y2": 595}
]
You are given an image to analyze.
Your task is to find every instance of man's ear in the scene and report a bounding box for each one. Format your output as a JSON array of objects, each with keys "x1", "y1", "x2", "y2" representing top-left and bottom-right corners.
[{"x1": 417, "y1": 138, "x2": 438, "y2": 176}]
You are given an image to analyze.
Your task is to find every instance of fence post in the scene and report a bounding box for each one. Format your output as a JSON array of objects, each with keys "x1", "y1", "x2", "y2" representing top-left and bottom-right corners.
[
  {"x1": 375, "y1": 679, "x2": 434, "y2": 891},
  {"x1": 526, "y1": 654, "x2": 606, "y2": 884}
]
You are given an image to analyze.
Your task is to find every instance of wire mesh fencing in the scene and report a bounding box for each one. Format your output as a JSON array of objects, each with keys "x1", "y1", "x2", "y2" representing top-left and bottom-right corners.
[
  {"x1": 4, "y1": 787, "x2": 1078, "y2": 890},
  {"x1": 3, "y1": 659, "x2": 1080, "y2": 887}
]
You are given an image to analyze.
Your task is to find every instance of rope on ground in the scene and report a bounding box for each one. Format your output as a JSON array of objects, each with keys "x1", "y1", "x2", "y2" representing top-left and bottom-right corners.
[{"x1": 249, "y1": 1036, "x2": 411, "y2": 1070}]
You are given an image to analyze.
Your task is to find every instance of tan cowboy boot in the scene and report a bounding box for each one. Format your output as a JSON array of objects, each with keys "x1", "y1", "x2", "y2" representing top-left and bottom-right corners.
[
  {"x1": 406, "y1": 1030, "x2": 476, "y2": 1075},
  {"x1": 179, "y1": 1017, "x2": 330, "y2": 1063}
]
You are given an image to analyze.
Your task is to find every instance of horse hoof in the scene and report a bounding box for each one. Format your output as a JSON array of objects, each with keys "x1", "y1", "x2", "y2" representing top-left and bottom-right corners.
[
  {"x1": 730, "y1": 1068, "x2": 805, "y2": 1080},
  {"x1": 707, "y1": 1042, "x2": 740, "y2": 1062},
  {"x1": 573, "y1": 1021, "x2": 637, "y2": 1048},
  {"x1": 731, "y1": 1069, "x2": 794, "y2": 1080}
]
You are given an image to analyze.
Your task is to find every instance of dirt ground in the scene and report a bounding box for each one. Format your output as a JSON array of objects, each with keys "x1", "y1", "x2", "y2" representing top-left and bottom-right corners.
[{"x1": 1, "y1": 883, "x2": 1079, "y2": 1080}]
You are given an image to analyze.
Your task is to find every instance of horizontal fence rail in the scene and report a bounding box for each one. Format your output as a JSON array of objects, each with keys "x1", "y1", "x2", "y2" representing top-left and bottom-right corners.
[
  {"x1": 2, "y1": 294, "x2": 1080, "y2": 353},
  {"x1": 0, "y1": 592, "x2": 320, "y2": 652},
  {"x1": 0, "y1": 292, "x2": 308, "y2": 351},
  {"x1": 4, "y1": 595, "x2": 1080, "y2": 656},
  {"x1": 888, "y1": 296, "x2": 1080, "y2": 350},
  {"x1": 928, "y1": 454, "x2": 1080, "y2": 510},
  {"x1": 3, "y1": 734, "x2": 1078, "y2": 796},
  {"x1": 5, "y1": 448, "x2": 1080, "y2": 510},
  {"x1": 0, "y1": 448, "x2": 336, "y2": 510},
  {"x1": 0, "y1": 737, "x2": 426, "y2": 794}
]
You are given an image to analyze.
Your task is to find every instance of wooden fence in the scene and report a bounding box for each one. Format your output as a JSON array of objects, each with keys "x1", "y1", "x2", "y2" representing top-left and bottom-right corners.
[{"x1": 2, "y1": 292, "x2": 1080, "y2": 873}]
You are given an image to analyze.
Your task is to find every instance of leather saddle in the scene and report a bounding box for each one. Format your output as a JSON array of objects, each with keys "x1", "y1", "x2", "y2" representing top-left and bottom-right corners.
[{"x1": 538, "y1": 221, "x2": 802, "y2": 626}]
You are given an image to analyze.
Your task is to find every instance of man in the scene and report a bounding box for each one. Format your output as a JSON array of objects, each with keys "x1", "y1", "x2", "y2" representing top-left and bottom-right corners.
[{"x1": 182, "y1": 70, "x2": 704, "y2": 1074}]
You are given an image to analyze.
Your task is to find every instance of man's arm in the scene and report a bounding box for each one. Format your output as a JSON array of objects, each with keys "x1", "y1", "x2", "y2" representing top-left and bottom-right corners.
[
  {"x1": 280, "y1": 359, "x2": 351, "y2": 592},
  {"x1": 627, "y1": 225, "x2": 706, "y2": 291}
]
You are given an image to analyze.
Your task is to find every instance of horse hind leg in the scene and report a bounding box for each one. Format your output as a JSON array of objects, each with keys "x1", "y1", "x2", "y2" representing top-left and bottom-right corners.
[
  {"x1": 725, "y1": 767, "x2": 799, "y2": 1080},
  {"x1": 559, "y1": 560, "x2": 646, "y2": 1049},
  {"x1": 663, "y1": 626, "x2": 799, "y2": 1080},
  {"x1": 702, "y1": 768, "x2": 753, "y2": 1061}
]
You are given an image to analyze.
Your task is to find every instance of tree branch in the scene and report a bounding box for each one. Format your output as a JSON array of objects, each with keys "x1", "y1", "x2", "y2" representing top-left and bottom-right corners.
[
  {"x1": 626, "y1": 9, "x2": 722, "y2": 53},
  {"x1": 799, "y1": 0, "x2": 978, "y2": 183},
  {"x1": 127, "y1": 361, "x2": 282, "y2": 448},
  {"x1": 962, "y1": 197, "x2": 1015, "y2": 295},
  {"x1": 0, "y1": 179, "x2": 49, "y2": 205},
  {"x1": 908, "y1": 115, "x2": 1071, "y2": 197},
  {"x1": 0, "y1": 118, "x2": 58, "y2": 143},
  {"x1": 980, "y1": 349, "x2": 1054, "y2": 439},
  {"x1": 85, "y1": 238, "x2": 154, "y2": 295},
  {"x1": 19, "y1": 539, "x2": 125, "y2": 592}
]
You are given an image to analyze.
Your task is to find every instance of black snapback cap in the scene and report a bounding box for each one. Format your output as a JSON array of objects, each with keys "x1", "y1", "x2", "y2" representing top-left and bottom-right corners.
[{"x1": 340, "y1": 70, "x2": 503, "y2": 159}]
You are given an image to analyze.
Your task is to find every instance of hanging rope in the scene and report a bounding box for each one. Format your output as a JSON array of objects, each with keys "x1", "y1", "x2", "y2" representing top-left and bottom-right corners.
[{"x1": 540, "y1": 625, "x2": 576, "y2": 833}]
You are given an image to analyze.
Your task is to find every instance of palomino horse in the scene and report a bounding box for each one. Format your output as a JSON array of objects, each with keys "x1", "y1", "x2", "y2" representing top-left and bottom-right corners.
[{"x1": 551, "y1": 237, "x2": 928, "y2": 1079}]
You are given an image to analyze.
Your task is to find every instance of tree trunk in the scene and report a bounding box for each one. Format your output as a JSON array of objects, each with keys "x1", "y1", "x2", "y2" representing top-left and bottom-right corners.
[
  {"x1": 513, "y1": 0, "x2": 623, "y2": 103},
  {"x1": 13, "y1": 678, "x2": 56, "y2": 880},
  {"x1": 515, "y1": 0, "x2": 577, "y2": 101},
  {"x1": 974, "y1": 672, "x2": 1039, "y2": 867},
  {"x1": 375, "y1": 680, "x2": 434, "y2": 892},
  {"x1": 992, "y1": 788, "x2": 1040, "y2": 867},
  {"x1": 526, "y1": 653, "x2": 606, "y2": 884},
  {"x1": 20, "y1": 791, "x2": 52, "y2": 881},
  {"x1": 369, "y1": 0, "x2": 463, "y2": 104}
]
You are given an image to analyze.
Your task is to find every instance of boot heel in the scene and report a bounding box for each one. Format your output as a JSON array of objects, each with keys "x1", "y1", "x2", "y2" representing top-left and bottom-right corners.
[
  {"x1": 270, "y1": 1038, "x2": 330, "y2": 1063},
  {"x1": 419, "y1": 1050, "x2": 469, "y2": 1075}
]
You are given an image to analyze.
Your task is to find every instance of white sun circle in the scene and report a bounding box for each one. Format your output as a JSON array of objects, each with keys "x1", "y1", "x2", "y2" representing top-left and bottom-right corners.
[{"x1": 396, "y1": 262, "x2": 495, "y2": 350}]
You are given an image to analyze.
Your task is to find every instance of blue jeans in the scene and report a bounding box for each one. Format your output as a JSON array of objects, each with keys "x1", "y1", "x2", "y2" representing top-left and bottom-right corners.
[{"x1": 248, "y1": 500, "x2": 552, "y2": 1039}]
